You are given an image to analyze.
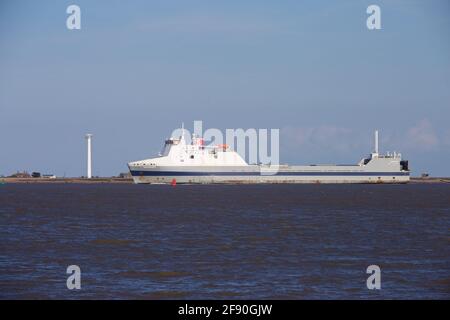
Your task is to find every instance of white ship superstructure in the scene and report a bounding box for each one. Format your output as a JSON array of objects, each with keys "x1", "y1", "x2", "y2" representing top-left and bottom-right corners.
[{"x1": 128, "y1": 129, "x2": 410, "y2": 184}]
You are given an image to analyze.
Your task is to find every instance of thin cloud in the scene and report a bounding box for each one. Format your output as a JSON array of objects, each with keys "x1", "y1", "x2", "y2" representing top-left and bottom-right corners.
[{"x1": 404, "y1": 119, "x2": 439, "y2": 151}]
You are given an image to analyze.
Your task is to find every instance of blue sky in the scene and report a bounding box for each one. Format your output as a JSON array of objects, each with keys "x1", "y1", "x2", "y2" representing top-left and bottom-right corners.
[{"x1": 1, "y1": 0, "x2": 449, "y2": 176}]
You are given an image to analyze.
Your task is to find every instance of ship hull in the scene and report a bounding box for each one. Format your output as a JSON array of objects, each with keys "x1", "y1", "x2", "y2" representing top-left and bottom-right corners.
[{"x1": 129, "y1": 165, "x2": 410, "y2": 184}]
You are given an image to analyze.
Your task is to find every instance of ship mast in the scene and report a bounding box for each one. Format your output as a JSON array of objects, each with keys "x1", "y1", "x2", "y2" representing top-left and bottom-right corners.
[
  {"x1": 181, "y1": 122, "x2": 185, "y2": 142},
  {"x1": 372, "y1": 130, "x2": 379, "y2": 158},
  {"x1": 375, "y1": 130, "x2": 379, "y2": 154}
]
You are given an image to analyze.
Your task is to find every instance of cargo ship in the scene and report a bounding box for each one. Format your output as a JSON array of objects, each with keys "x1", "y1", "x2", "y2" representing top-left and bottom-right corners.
[{"x1": 128, "y1": 129, "x2": 409, "y2": 184}]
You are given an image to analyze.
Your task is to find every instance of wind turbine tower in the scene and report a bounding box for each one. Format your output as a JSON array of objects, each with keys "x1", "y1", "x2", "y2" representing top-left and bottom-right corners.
[{"x1": 85, "y1": 134, "x2": 93, "y2": 178}]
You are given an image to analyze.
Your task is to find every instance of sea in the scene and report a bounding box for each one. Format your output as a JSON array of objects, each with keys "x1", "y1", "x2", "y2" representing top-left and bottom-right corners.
[{"x1": 0, "y1": 183, "x2": 449, "y2": 299}]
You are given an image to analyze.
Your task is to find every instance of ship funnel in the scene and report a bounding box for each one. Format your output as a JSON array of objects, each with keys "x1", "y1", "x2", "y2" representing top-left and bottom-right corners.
[{"x1": 374, "y1": 130, "x2": 379, "y2": 154}]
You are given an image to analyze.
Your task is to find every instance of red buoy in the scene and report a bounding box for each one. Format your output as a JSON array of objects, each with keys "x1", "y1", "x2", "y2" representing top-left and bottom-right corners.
[{"x1": 171, "y1": 178, "x2": 177, "y2": 186}]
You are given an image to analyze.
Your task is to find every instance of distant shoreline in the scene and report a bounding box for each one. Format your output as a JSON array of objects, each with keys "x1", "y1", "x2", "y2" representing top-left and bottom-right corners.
[
  {"x1": 1, "y1": 177, "x2": 449, "y2": 184},
  {"x1": 410, "y1": 177, "x2": 450, "y2": 184},
  {"x1": 0, "y1": 177, "x2": 133, "y2": 184}
]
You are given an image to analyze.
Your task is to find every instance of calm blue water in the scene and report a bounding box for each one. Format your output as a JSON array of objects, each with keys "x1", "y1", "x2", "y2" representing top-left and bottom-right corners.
[{"x1": 0, "y1": 183, "x2": 449, "y2": 299}]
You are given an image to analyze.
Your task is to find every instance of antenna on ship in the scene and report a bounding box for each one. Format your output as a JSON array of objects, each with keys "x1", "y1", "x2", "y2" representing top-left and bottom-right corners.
[{"x1": 181, "y1": 122, "x2": 185, "y2": 140}]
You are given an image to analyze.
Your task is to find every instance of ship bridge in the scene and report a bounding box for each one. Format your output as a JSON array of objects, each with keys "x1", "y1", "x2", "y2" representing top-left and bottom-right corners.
[{"x1": 128, "y1": 132, "x2": 248, "y2": 168}]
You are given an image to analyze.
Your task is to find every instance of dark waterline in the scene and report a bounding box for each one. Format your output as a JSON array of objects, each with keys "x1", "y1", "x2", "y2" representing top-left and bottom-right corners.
[{"x1": 0, "y1": 184, "x2": 449, "y2": 299}]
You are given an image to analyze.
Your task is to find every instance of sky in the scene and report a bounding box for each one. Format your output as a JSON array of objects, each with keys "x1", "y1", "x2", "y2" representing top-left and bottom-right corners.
[{"x1": 0, "y1": 0, "x2": 449, "y2": 177}]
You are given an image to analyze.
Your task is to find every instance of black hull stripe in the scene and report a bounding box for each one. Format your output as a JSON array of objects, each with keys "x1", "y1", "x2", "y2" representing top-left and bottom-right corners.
[{"x1": 130, "y1": 170, "x2": 410, "y2": 177}]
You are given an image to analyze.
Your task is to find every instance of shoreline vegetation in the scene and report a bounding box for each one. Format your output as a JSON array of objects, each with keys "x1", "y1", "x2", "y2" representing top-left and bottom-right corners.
[{"x1": 0, "y1": 177, "x2": 449, "y2": 184}]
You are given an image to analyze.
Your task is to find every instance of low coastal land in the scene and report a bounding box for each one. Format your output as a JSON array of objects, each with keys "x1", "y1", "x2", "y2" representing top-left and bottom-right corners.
[
  {"x1": 1, "y1": 177, "x2": 449, "y2": 184},
  {"x1": 0, "y1": 177, "x2": 133, "y2": 184}
]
